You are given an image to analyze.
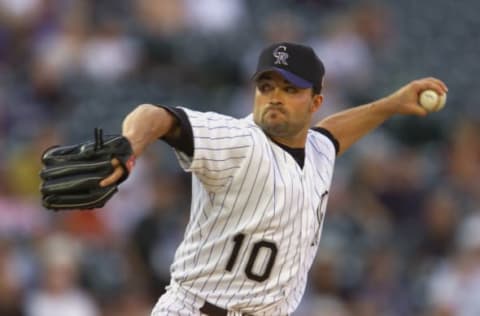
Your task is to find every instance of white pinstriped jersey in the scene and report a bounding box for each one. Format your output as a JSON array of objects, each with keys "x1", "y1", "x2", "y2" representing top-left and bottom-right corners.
[{"x1": 168, "y1": 108, "x2": 336, "y2": 315}]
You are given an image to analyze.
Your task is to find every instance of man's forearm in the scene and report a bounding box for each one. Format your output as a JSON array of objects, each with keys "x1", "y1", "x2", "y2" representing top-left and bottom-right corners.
[
  {"x1": 316, "y1": 78, "x2": 448, "y2": 156},
  {"x1": 316, "y1": 98, "x2": 393, "y2": 156},
  {"x1": 122, "y1": 104, "x2": 176, "y2": 156}
]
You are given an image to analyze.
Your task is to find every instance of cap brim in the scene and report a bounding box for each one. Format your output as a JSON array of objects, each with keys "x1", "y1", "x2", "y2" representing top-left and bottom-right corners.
[{"x1": 252, "y1": 67, "x2": 313, "y2": 89}]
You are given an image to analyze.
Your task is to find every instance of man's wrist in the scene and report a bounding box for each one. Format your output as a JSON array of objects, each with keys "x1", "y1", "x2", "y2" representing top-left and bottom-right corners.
[
  {"x1": 371, "y1": 97, "x2": 397, "y2": 120},
  {"x1": 122, "y1": 133, "x2": 145, "y2": 157}
]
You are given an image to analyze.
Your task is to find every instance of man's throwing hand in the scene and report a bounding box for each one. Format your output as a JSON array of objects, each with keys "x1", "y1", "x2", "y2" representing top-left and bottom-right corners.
[{"x1": 381, "y1": 77, "x2": 448, "y2": 117}]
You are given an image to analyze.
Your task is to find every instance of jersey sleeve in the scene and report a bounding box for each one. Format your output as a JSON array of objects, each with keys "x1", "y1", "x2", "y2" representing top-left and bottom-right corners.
[
  {"x1": 158, "y1": 106, "x2": 194, "y2": 156},
  {"x1": 308, "y1": 129, "x2": 337, "y2": 186},
  {"x1": 311, "y1": 127, "x2": 339, "y2": 156},
  {"x1": 173, "y1": 107, "x2": 253, "y2": 191}
]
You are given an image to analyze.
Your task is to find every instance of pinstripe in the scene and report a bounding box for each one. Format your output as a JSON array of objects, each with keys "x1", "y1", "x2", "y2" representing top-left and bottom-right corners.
[
  {"x1": 195, "y1": 156, "x2": 246, "y2": 162},
  {"x1": 305, "y1": 152, "x2": 328, "y2": 228},
  {"x1": 293, "y1": 176, "x2": 314, "y2": 306},
  {"x1": 180, "y1": 126, "x2": 255, "y2": 292},
  {"x1": 273, "y1": 149, "x2": 297, "y2": 297},
  {"x1": 244, "y1": 143, "x2": 283, "y2": 309},
  {"x1": 196, "y1": 145, "x2": 251, "y2": 151},
  {"x1": 178, "y1": 187, "x2": 203, "y2": 284},
  {"x1": 194, "y1": 172, "x2": 233, "y2": 181},
  {"x1": 190, "y1": 116, "x2": 236, "y2": 121},
  {"x1": 311, "y1": 133, "x2": 335, "y2": 155},
  {"x1": 195, "y1": 134, "x2": 251, "y2": 140},
  {"x1": 308, "y1": 138, "x2": 330, "y2": 186},
  {"x1": 222, "y1": 141, "x2": 273, "y2": 301},
  {"x1": 206, "y1": 138, "x2": 259, "y2": 296},
  {"x1": 164, "y1": 293, "x2": 176, "y2": 314},
  {"x1": 224, "y1": 177, "x2": 274, "y2": 306},
  {"x1": 194, "y1": 181, "x2": 230, "y2": 188},
  {"x1": 302, "y1": 159, "x2": 317, "y2": 247},
  {"x1": 310, "y1": 138, "x2": 334, "y2": 165},
  {"x1": 190, "y1": 166, "x2": 240, "y2": 172},
  {"x1": 316, "y1": 192, "x2": 328, "y2": 230},
  {"x1": 162, "y1": 109, "x2": 336, "y2": 314},
  {"x1": 283, "y1": 167, "x2": 305, "y2": 309},
  {"x1": 191, "y1": 125, "x2": 246, "y2": 130},
  {"x1": 311, "y1": 166, "x2": 328, "y2": 187},
  {"x1": 271, "y1": 147, "x2": 291, "y2": 291},
  {"x1": 202, "y1": 154, "x2": 260, "y2": 297},
  {"x1": 180, "y1": 289, "x2": 187, "y2": 314},
  {"x1": 191, "y1": 177, "x2": 234, "y2": 271}
]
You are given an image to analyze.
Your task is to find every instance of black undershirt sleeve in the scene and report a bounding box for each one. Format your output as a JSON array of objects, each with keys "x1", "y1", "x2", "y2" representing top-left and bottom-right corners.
[
  {"x1": 311, "y1": 127, "x2": 340, "y2": 156},
  {"x1": 156, "y1": 105, "x2": 194, "y2": 157}
]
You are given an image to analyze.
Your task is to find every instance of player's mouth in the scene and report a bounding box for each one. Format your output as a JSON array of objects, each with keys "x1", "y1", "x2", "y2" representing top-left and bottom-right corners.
[
  {"x1": 263, "y1": 108, "x2": 286, "y2": 122},
  {"x1": 264, "y1": 106, "x2": 286, "y2": 116}
]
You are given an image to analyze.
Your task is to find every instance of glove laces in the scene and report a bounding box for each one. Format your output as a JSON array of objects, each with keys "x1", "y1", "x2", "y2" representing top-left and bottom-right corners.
[{"x1": 94, "y1": 128, "x2": 104, "y2": 151}]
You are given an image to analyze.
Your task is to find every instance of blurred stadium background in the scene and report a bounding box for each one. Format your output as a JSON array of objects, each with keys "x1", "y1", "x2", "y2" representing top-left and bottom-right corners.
[{"x1": 0, "y1": 0, "x2": 479, "y2": 315}]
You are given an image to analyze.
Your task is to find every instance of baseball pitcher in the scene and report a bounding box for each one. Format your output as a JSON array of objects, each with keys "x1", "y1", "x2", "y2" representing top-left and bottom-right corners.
[{"x1": 40, "y1": 42, "x2": 448, "y2": 315}]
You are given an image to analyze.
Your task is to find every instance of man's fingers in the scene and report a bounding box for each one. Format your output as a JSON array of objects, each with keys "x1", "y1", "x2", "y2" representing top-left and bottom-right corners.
[
  {"x1": 100, "y1": 159, "x2": 124, "y2": 187},
  {"x1": 417, "y1": 78, "x2": 448, "y2": 95},
  {"x1": 111, "y1": 158, "x2": 120, "y2": 167},
  {"x1": 429, "y1": 77, "x2": 448, "y2": 92},
  {"x1": 412, "y1": 104, "x2": 429, "y2": 117},
  {"x1": 426, "y1": 82, "x2": 447, "y2": 95}
]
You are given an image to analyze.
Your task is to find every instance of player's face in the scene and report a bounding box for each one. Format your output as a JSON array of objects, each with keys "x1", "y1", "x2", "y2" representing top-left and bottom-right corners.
[{"x1": 253, "y1": 72, "x2": 323, "y2": 145}]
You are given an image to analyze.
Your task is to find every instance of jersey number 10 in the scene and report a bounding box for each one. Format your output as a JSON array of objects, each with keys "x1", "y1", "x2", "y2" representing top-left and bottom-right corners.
[{"x1": 225, "y1": 233, "x2": 278, "y2": 282}]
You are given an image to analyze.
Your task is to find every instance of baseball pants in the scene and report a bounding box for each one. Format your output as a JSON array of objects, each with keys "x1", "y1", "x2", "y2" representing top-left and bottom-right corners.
[{"x1": 151, "y1": 282, "x2": 244, "y2": 316}]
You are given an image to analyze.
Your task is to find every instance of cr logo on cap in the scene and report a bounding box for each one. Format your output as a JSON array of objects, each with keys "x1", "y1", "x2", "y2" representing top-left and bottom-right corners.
[{"x1": 273, "y1": 45, "x2": 289, "y2": 66}]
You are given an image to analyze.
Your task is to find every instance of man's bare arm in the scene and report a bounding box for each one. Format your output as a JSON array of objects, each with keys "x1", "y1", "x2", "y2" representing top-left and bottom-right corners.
[
  {"x1": 100, "y1": 104, "x2": 178, "y2": 186},
  {"x1": 122, "y1": 104, "x2": 178, "y2": 156},
  {"x1": 316, "y1": 77, "x2": 448, "y2": 156}
]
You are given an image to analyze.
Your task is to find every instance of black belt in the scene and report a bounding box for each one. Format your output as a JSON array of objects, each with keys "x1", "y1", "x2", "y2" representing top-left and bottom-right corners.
[
  {"x1": 200, "y1": 301, "x2": 228, "y2": 316},
  {"x1": 199, "y1": 300, "x2": 260, "y2": 316}
]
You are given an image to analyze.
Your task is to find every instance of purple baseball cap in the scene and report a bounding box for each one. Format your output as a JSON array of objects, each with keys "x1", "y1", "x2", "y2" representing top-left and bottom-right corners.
[{"x1": 252, "y1": 42, "x2": 325, "y2": 93}]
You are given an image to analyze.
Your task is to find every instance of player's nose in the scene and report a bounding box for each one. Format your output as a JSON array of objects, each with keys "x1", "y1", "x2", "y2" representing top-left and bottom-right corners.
[{"x1": 269, "y1": 87, "x2": 284, "y2": 104}]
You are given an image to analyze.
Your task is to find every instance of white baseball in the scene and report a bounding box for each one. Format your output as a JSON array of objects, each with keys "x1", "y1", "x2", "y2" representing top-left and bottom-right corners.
[{"x1": 419, "y1": 89, "x2": 447, "y2": 112}]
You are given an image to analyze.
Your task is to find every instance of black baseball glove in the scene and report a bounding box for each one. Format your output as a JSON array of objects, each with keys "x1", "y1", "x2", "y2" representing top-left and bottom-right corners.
[{"x1": 40, "y1": 128, "x2": 135, "y2": 211}]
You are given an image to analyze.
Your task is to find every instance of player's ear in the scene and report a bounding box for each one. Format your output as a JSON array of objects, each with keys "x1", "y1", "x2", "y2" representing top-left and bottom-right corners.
[{"x1": 310, "y1": 93, "x2": 323, "y2": 113}]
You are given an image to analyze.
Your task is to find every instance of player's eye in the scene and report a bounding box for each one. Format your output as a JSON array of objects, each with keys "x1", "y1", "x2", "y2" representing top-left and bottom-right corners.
[
  {"x1": 258, "y1": 82, "x2": 273, "y2": 93},
  {"x1": 284, "y1": 86, "x2": 298, "y2": 94}
]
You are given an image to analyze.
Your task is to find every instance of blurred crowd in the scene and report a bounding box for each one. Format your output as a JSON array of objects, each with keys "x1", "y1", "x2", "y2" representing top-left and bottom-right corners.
[{"x1": 0, "y1": 0, "x2": 479, "y2": 315}]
